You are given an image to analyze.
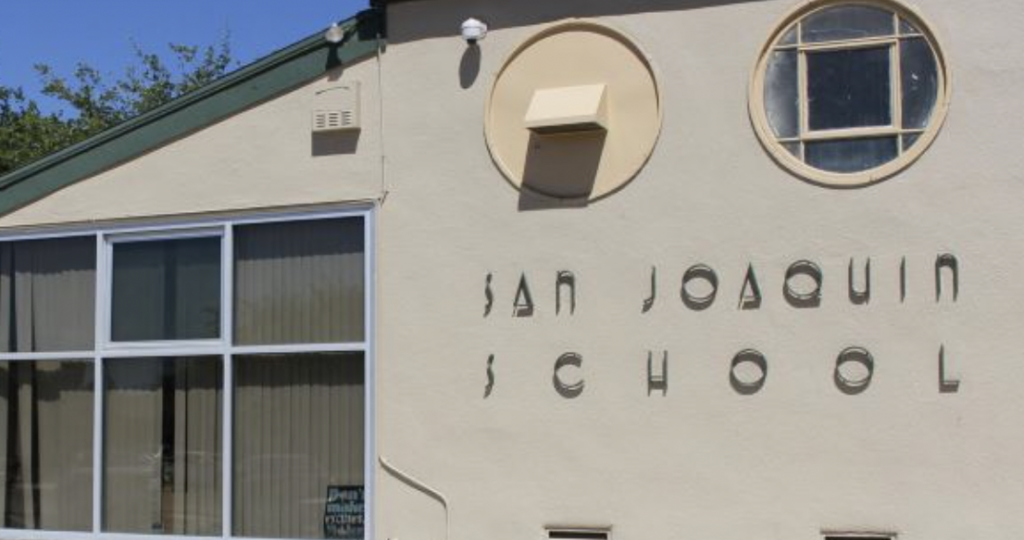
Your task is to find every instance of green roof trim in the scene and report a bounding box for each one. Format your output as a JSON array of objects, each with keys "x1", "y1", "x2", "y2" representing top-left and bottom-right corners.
[{"x1": 0, "y1": 9, "x2": 382, "y2": 218}]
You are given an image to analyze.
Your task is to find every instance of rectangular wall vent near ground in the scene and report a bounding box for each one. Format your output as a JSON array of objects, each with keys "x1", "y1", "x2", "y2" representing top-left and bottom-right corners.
[
  {"x1": 824, "y1": 534, "x2": 896, "y2": 540},
  {"x1": 547, "y1": 528, "x2": 610, "y2": 540}
]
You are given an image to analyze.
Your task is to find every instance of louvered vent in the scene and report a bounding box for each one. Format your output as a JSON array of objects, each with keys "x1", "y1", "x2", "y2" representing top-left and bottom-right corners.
[
  {"x1": 312, "y1": 82, "x2": 361, "y2": 133},
  {"x1": 313, "y1": 110, "x2": 356, "y2": 131}
]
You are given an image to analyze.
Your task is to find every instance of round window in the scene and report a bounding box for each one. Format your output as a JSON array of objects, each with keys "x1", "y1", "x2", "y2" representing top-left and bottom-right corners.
[{"x1": 750, "y1": 1, "x2": 950, "y2": 187}]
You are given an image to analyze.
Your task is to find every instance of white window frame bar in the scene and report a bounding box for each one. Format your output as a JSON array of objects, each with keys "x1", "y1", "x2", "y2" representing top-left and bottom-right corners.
[
  {"x1": 0, "y1": 205, "x2": 375, "y2": 540},
  {"x1": 93, "y1": 232, "x2": 106, "y2": 535},
  {"x1": 220, "y1": 223, "x2": 235, "y2": 540},
  {"x1": 363, "y1": 208, "x2": 377, "y2": 540}
]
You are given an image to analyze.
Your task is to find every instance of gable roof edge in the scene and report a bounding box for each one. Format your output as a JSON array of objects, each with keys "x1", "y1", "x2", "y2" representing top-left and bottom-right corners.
[{"x1": 0, "y1": 8, "x2": 382, "y2": 219}]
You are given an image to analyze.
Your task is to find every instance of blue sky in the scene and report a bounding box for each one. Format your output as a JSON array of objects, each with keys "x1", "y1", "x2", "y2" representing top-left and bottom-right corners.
[{"x1": 0, "y1": 0, "x2": 369, "y2": 113}]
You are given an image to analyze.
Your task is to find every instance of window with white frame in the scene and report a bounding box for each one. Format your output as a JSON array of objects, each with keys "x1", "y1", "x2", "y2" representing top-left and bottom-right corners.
[
  {"x1": 0, "y1": 209, "x2": 372, "y2": 539},
  {"x1": 750, "y1": 0, "x2": 949, "y2": 187}
]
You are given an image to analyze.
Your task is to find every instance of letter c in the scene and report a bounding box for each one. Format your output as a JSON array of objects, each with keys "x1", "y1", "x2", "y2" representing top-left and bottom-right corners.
[{"x1": 553, "y1": 352, "x2": 585, "y2": 399}]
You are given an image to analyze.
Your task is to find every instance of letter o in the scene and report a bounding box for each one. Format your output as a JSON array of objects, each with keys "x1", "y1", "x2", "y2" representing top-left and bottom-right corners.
[
  {"x1": 681, "y1": 264, "x2": 718, "y2": 311},
  {"x1": 784, "y1": 260, "x2": 823, "y2": 308},
  {"x1": 730, "y1": 349, "x2": 768, "y2": 395}
]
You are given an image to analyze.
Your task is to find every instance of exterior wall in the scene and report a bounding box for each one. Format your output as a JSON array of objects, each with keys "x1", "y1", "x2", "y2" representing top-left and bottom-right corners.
[
  {"x1": 0, "y1": 57, "x2": 383, "y2": 228},
  {"x1": 375, "y1": 1, "x2": 1024, "y2": 540},
  {"x1": 0, "y1": 0, "x2": 1023, "y2": 539}
]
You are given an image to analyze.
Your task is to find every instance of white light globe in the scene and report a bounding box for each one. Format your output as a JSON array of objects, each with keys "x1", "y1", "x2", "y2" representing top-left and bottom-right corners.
[{"x1": 461, "y1": 18, "x2": 488, "y2": 44}]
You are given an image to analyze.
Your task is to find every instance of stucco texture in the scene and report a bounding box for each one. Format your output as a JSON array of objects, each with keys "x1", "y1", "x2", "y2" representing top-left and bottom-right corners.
[
  {"x1": 375, "y1": 1, "x2": 1024, "y2": 540},
  {"x1": 2, "y1": 0, "x2": 1024, "y2": 539},
  {"x1": 0, "y1": 58, "x2": 383, "y2": 228}
]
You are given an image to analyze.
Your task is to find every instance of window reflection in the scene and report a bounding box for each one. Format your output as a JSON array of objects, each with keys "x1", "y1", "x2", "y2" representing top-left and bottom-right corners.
[
  {"x1": 104, "y1": 357, "x2": 222, "y2": 535},
  {"x1": 756, "y1": 2, "x2": 946, "y2": 180},
  {"x1": 0, "y1": 361, "x2": 93, "y2": 531},
  {"x1": 111, "y1": 237, "x2": 221, "y2": 342},
  {"x1": 807, "y1": 47, "x2": 891, "y2": 131},
  {"x1": 233, "y1": 353, "x2": 364, "y2": 539}
]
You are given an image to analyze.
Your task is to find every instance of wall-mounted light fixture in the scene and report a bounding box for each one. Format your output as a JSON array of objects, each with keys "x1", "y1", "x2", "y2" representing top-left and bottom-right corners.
[
  {"x1": 461, "y1": 18, "x2": 488, "y2": 45},
  {"x1": 324, "y1": 22, "x2": 346, "y2": 44}
]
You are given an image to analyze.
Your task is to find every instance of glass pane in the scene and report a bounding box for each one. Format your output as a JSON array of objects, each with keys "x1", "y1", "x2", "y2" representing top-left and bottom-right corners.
[
  {"x1": 764, "y1": 50, "x2": 800, "y2": 138},
  {"x1": 901, "y1": 37, "x2": 939, "y2": 129},
  {"x1": 0, "y1": 360, "x2": 93, "y2": 531},
  {"x1": 235, "y1": 218, "x2": 365, "y2": 345},
  {"x1": 899, "y1": 17, "x2": 920, "y2": 35},
  {"x1": 0, "y1": 237, "x2": 96, "y2": 353},
  {"x1": 234, "y1": 353, "x2": 365, "y2": 539},
  {"x1": 805, "y1": 136, "x2": 899, "y2": 173},
  {"x1": 783, "y1": 142, "x2": 802, "y2": 159},
  {"x1": 903, "y1": 132, "x2": 921, "y2": 151},
  {"x1": 104, "y1": 357, "x2": 222, "y2": 535},
  {"x1": 802, "y1": 5, "x2": 895, "y2": 43},
  {"x1": 807, "y1": 46, "x2": 892, "y2": 130},
  {"x1": 777, "y1": 25, "x2": 798, "y2": 46},
  {"x1": 111, "y1": 237, "x2": 221, "y2": 342}
]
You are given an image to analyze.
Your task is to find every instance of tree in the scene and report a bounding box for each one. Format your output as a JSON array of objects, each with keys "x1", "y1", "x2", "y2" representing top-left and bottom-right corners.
[{"x1": 0, "y1": 38, "x2": 235, "y2": 176}]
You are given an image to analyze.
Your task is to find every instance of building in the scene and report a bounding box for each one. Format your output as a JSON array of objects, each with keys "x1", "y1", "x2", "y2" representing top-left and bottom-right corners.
[{"x1": 0, "y1": 0, "x2": 1016, "y2": 539}]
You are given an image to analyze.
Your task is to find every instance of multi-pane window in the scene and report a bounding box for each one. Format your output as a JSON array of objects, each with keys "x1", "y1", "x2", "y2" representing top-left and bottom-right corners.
[
  {"x1": 0, "y1": 210, "x2": 371, "y2": 540},
  {"x1": 752, "y1": 0, "x2": 948, "y2": 185}
]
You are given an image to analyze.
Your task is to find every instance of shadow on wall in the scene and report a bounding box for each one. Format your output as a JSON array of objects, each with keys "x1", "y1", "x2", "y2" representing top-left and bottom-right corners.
[
  {"x1": 518, "y1": 131, "x2": 605, "y2": 211},
  {"x1": 459, "y1": 45, "x2": 481, "y2": 89},
  {"x1": 389, "y1": 0, "x2": 772, "y2": 44},
  {"x1": 312, "y1": 131, "x2": 361, "y2": 156}
]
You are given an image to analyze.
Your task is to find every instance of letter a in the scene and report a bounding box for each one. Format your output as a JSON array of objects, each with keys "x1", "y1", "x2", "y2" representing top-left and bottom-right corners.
[
  {"x1": 739, "y1": 264, "x2": 762, "y2": 310},
  {"x1": 514, "y1": 273, "x2": 535, "y2": 317}
]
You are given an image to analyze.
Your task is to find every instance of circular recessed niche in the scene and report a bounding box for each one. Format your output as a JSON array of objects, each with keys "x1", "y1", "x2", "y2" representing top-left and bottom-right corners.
[
  {"x1": 485, "y1": 21, "x2": 662, "y2": 202},
  {"x1": 749, "y1": 0, "x2": 951, "y2": 188}
]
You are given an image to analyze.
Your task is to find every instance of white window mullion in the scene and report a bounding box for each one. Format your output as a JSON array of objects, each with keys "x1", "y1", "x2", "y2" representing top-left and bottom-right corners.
[
  {"x1": 100, "y1": 232, "x2": 115, "y2": 350},
  {"x1": 104, "y1": 227, "x2": 223, "y2": 244},
  {"x1": 0, "y1": 530, "x2": 98, "y2": 540},
  {"x1": 892, "y1": 40, "x2": 904, "y2": 152},
  {"x1": 222, "y1": 353, "x2": 234, "y2": 540},
  {"x1": 92, "y1": 354, "x2": 104, "y2": 534},
  {"x1": 229, "y1": 342, "x2": 368, "y2": 356},
  {"x1": 100, "y1": 345, "x2": 227, "y2": 358},
  {"x1": 93, "y1": 232, "x2": 106, "y2": 534},
  {"x1": 0, "y1": 351, "x2": 96, "y2": 362},
  {"x1": 222, "y1": 224, "x2": 234, "y2": 540},
  {"x1": 364, "y1": 210, "x2": 376, "y2": 540},
  {"x1": 222, "y1": 224, "x2": 234, "y2": 354}
]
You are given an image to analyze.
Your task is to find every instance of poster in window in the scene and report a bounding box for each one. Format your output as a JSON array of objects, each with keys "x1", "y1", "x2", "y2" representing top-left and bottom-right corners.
[{"x1": 324, "y1": 485, "x2": 365, "y2": 540}]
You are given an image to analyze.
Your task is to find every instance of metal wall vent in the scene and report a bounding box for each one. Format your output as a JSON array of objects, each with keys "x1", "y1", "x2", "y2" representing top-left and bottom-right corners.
[
  {"x1": 823, "y1": 533, "x2": 896, "y2": 540},
  {"x1": 312, "y1": 82, "x2": 361, "y2": 133},
  {"x1": 314, "y1": 110, "x2": 356, "y2": 131},
  {"x1": 547, "y1": 528, "x2": 610, "y2": 540}
]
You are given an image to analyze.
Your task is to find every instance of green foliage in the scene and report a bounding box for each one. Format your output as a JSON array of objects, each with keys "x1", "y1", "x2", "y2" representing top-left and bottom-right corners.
[
  {"x1": 0, "y1": 38, "x2": 235, "y2": 176},
  {"x1": 0, "y1": 86, "x2": 81, "y2": 175}
]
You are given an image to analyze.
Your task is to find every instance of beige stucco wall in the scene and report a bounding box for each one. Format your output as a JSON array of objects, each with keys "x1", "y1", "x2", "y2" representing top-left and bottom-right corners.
[
  {"x1": 0, "y1": 56, "x2": 383, "y2": 229},
  {"x1": 375, "y1": 1, "x2": 1024, "y2": 540},
  {"x1": 2, "y1": 0, "x2": 1023, "y2": 539}
]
